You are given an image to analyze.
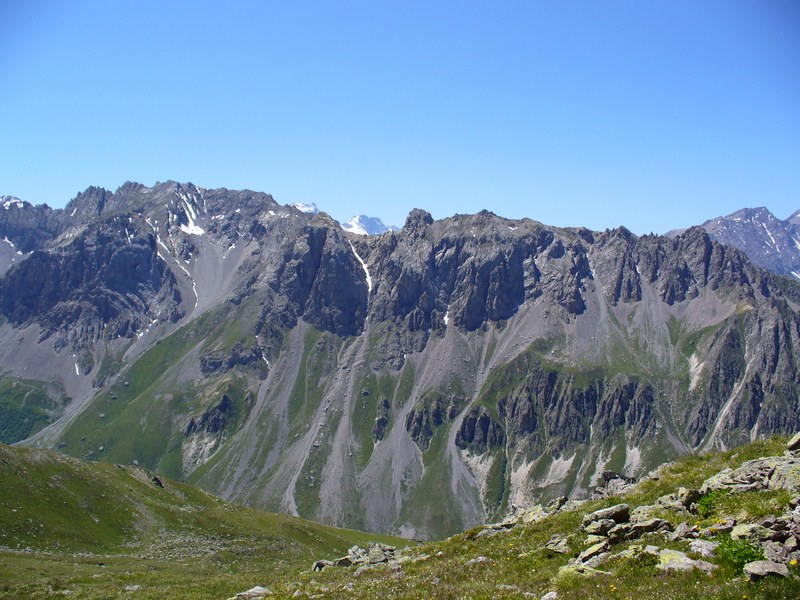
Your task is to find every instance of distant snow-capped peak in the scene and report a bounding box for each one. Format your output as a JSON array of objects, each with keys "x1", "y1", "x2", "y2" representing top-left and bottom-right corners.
[
  {"x1": 341, "y1": 215, "x2": 398, "y2": 236},
  {"x1": 290, "y1": 202, "x2": 319, "y2": 214}
]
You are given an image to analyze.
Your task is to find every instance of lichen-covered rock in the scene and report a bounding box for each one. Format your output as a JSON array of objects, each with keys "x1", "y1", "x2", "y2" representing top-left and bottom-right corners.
[
  {"x1": 607, "y1": 523, "x2": 633, "y2": 544},
  {"x1": 689, "y1": 539, "x2": 719, "y2": 558},
  {"x1": 544, "y1": 535, "x2": 571, "y2": 555},
  {"x1": 761, "y1": 541, "x2": 789, "y2": 564},
  {"x1": 577, "y1": 540, "x2": 610, "y2": 563},
  {"x1": 699, "y1": 517, "x2": 736, "y2": 537},
  {"x1": 731, "y1": 523, "x2": 770, "y2": 543},
  {"x1": 612, "y1": 544, "x2": 660, "y2": 561},
  {"x1": 557, "y1": 562, "x2": 610, "y2": 578},
  {"x1": 787, "y1": 432, "x2": 800, "y2": 452},
  {"x1": 657, "y1": 549, "x2": 716, "y2": 574},
  {"x1": 669, "y1": 522, "x2": 699, "y2": 541},
  {"x1": 743, "y1": 560, "x2": 789, "y2": 581},
  {"x1": 521, "y1": 505, "x2": 549, "y2": 524},
  {"x1": 583, "y1": 535, "x2": 607, "y2": 546},
  {"x1": 768, "y1": 457, "x2": 800, "y2": 492},
  {"x1": 629, "y1": 518, "x2": 673, "y2": 538}
]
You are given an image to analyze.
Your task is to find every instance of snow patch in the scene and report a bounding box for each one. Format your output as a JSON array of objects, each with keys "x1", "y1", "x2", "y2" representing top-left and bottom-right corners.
[
  {"x1": 348, "y1": 241, "x2": 373, "y2": 294},
  {"x1": 792, "y1": 271, "x2": 800, "y2": 280},
  {"x1": 2, "y1": 236, "x2": 14, "y2": 248},
  {"x1": 507, "y1": 226, "x2": 517, "y2": 231},
  {"x1": 291, "y1": 202, "x2": 319, "y2": 214},
  {"x1": 443, "y1": 310, "x2": 450, "y2": 326},
  {"x1": 762, "y1": 223, "x2": 779, "y2": 252},
  {"x1": 74, "y1": 362, "x2": 80, "y2": 376},
  {"x1": 176, "y1": 190, "x2": 205, "y2": 235},
  {"x1": 1, "y1": 197, "x2": 24, "y2": 210}
]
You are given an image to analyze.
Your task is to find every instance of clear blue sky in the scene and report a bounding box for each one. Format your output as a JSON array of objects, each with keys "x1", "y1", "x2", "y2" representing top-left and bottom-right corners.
[{"x1": 2, "y1": 1, "x2": 798, "y2": 233}]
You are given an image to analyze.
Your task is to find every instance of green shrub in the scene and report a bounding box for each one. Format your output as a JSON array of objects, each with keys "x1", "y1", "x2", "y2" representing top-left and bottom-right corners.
[
  {"x1": 696, "y1": 488, "x2": 730, "y2": 519},
  {"x1": 716, "y1": 534, "x2": 764, "y2": 570}
]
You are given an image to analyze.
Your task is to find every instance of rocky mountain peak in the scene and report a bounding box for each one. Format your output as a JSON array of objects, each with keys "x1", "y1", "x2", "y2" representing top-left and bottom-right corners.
[
  {"x1": 64, "y1": 186, "x2": 113, "y2": 220},
  {"x1": 689, "y1": 206, "x2": 800, "y2": 278},
  {"x1": 1, "y1": 196, "x2": 26, "y2": 210},
  {"x1": 404, "y1": 208, "x2": 434, "y2": 232}
]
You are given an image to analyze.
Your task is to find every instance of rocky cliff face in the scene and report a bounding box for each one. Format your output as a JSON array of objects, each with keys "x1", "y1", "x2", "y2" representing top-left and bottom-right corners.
[
  {"x1": 675, "y1": 206, "x2": 800, "y2": 279},
  {"x1": 2, "y1": 183, "x2": 800, "y2": 539}
]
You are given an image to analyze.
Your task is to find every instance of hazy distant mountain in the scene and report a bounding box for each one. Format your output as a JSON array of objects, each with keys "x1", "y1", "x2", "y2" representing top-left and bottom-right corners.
[
  {"x1": 670, "y1": 207, "x2": 800, "y2": 279},
  {"x1": 341, "y1": 214, "x2": 398, "y2": 236},
  {"x1": 2, "y1": 182, "x2": 800, "y2": 539}
]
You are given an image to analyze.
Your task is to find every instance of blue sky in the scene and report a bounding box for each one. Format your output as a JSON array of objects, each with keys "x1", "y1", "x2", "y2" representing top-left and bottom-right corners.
[{"x1": 1, "y1": 1, "x2": 798, "y2": 233}]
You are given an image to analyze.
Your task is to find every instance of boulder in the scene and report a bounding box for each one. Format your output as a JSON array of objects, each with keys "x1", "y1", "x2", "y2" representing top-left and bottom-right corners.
[
  {"x1": 629, "y1": 518, "x2": 673, "y2": 538},
  {"x1": 584, "y1": 518, "x2": 616, "y2": 535},
  {"x1": 546, "y1": 496, "x2": 568, "y2": 513},
  {"x1": 607, "y1": 523, "x2": 633, "y2": 544},
  {"x1": 677, "y1": 487, "x2": 702, "y2": 508},
  {"x1": 583, "y1": 535, "x2": 607, "y2": 546},
  {"x1": 730, "y1": 523, "x2": 769, "y2": 543},
  {"x1": 612, "y1": 544, "x2": 660, "y2": 561},
  {"x1": 541, "y1": 592, "x2": 558, "y2": 600},
  {"x1": 231, "y1": 586, "x2": 273, "y2": 599},
  {"x1": 630, "y1": 504, "x2": 660, "y2": 523},
  {"x1": 347, "y1": 546, "x2": 369, "y2": 564},
  {"x1": 689, "y1": 539, "x2": 719, "y2": 558},
  {"x1": 700, "y1": 457, "x2": 783, "y2": 494},
  {"x1": 761, "y1": 541, "x2": 788, "y2": 564},
  {"x1": 521, "y1": 505, "x2": 549, "y2": 524},
  {"x1": 577, "y1": 540, "x2": 610, "y2": 563},
  {"x1": 699, "y1": 517, "x2": 736, "y2": 537},
  {"x1": 311, "y1": 560, "x2": 333, "y2": 571},
  {"x1": 669, "y1": 522, "x2": 699, "y2": 541},
  {"x1": 788, "y1": 432, "x2": 800, "y2": 452},
  {"x1": 655, "y1": 494, "x2": 686, "y2": 512},
  {"x1": 368, "y1": 544, "x2": 392, "y2": 564},
  {"x1": 767, "y1": 457, "x2": 800, "y2": 492},
  {"x1": 657, "y1": 549, "x2": 716, "y2": 574},
  {"x1": 544, "y1": 535, "x2": 571, "y2": 555},
  {"x1": 557, "y1": 562, "x2": 610, "y2": 578},
  {"x1": 743, "y1": 560, "x2": 789, "y2": 581},
  {"x1": 333, "y1": 556, "x2": 353, "y2": 567},
  {"x1": 582, "y1": 504, "x2": 629, "y2": 527}
]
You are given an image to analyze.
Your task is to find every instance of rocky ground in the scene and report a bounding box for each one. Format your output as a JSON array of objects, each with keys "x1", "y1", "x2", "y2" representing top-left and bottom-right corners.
[{"x1": 230, "y1": 433, "x2": 800, "y2": 599}]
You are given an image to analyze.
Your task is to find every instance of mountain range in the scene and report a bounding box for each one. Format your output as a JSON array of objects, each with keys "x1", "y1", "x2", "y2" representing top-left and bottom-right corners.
[{"x1": 1, "y1": 181, "x2": 799, "y2": 540}]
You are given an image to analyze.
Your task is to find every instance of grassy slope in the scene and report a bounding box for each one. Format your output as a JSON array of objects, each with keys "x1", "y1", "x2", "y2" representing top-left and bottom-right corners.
[
  {"x1": 2, "y1": 437, "x2": 800, "y2": 598},
  {"x1": 293, "y1": 436, "x2": 800, "y2": 599},
  {"x1": 0, "y1": 444, "x2": 409, "y2": 600}
]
